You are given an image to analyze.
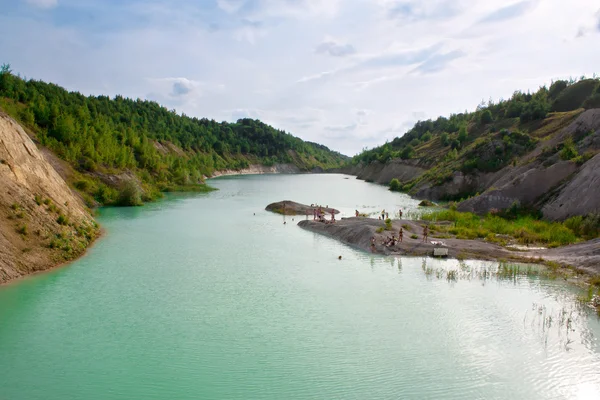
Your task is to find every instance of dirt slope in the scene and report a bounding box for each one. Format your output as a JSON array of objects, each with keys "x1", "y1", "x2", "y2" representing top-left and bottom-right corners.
[{"x1": 0, "y1": 113, "x2": 99, "y2": 284}]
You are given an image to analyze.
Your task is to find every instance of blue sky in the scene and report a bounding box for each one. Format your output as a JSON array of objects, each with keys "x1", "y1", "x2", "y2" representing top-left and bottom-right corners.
[{"x1": 1, "y1": 0, "x2": 599, "y2": 155}]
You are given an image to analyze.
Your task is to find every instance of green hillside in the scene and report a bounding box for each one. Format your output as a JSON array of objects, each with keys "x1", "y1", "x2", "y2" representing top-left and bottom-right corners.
[
  {"x1": 353, "y1": 77, "x2": 600, "y2": 199},
  {"x1": 0, "y1": 64, "x2": 347, "y2": 206}
]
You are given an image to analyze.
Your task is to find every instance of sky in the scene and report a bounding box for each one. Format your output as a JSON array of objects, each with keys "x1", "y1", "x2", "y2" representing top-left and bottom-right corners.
[{"x1": 0, "y1": 0, "x2": 599, "y2": 156}]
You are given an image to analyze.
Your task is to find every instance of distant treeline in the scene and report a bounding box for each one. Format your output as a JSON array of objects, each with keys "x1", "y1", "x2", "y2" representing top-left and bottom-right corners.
[{"x1": 0, "y1": 64, "x2": 347, "y2": 205}]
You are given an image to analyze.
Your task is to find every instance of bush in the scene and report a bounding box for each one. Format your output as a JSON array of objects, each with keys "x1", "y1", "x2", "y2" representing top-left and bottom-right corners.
[
  {"x1": 385, "y1": 218, "x2": 392, "y2": 230},
  {"x1": 34, "y1": 194, "x2": 43, "y2": 205},
  {"x1": 457, "y1": 126, "x2": 468, "y2": 143},
  {"x1": 480, "y1": 110, "x2": 493, "y2": 124},
  {"x1": 389, "y1": 178, "x2": 402, "y2": 192},
  {"x1": 17, "y1": 224, "x2": 28, "y2": 235},
  {"x1": 421, "y1": 131, "x2": 432, "y2": 141},
  {"x1": 583, "y1": 93, "x2": 600, "y2": 110},
  {"x1": 551, "y1": 79, "x2": 599, "y2": 112},
  {"x1": 559, "y1": 138, "x2": 578, "y2": 161},
  {"x1": 376, "y1": 227, "x2": 384, "y2": 233},
  {"x1": 118, "y1": 180, "x2": 143, "y2": 206},
  {"x1": 441, "y1": 132, "x2": 449, "y2": 146},
  {"x1": 400, "y1": 145, "x2": 414, "y2": 159},
  {"x1": 549, "y1": 80, "x2": 568, "y2": 99},
  {"x1": 56, "y1": 214, "x2": 69, "y2": 225},
  {"x1": 410, "y1": 234, "x2": 418, "y2": 239}
]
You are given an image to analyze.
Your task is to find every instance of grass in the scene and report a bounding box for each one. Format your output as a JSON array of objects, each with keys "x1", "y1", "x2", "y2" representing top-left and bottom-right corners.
[
  {"x1": 410, "y1": 234, "x2": 418, "y2": 239},
  {"x1": 56, "y1": 214, "x2": 69, "y2": 226},
  {"x1": 16, "y1": 224, "x2": 28, "y2": 236},
  {"x1": 421, "y1": 209, "x2": 584, "y2": 247}
]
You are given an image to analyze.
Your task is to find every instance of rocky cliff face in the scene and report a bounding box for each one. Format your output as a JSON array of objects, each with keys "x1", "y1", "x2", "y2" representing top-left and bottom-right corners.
[
  {"x1": 348, "y1": 109, "x2": 600, "y2": 220},
  {"x1": 0, "y1": 113, "x2": 98, "y2": 284}
]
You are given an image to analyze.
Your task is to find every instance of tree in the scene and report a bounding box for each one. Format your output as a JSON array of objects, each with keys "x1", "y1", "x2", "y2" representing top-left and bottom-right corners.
[
  {"x1": 457, "y1": 126, "x2": 468, "y2": 143},
  {"x1": 389, "y1": 178, "x2": 401, "y2": 191},
  {"x1": 480, "y1": 110, "x2": 493, "y2": 124},
  {"x1": 400, "y1": 145, "x2": 414, "y2": 159},
  {"x1": 440, "y1": 132, "x2": 449, "y2": 146}
]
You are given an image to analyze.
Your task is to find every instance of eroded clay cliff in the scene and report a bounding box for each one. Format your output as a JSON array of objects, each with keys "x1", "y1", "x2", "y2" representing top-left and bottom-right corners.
[{"x1": 0, "y1": 113, "x2": 98, "y2": 284}]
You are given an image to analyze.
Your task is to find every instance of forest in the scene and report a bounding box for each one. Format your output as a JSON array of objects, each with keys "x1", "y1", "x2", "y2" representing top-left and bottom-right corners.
[{"x1": 0, "y1": 64, "x2": 346, "y2": 206}]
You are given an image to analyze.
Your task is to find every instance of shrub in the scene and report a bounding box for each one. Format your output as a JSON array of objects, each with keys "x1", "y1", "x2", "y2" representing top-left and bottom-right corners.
[
  {"x1": 421, "y1": 131, "x2": 432, "y2": 141},
  {"x1": 389, "y1": 178, "x2": 402, "y2": 192},
  {"x1": 34, "y1": 194, "x2": 43, "y2": 205},
  {"x1": 56, "y1": 214, "x2": 69, "y2": 225},
  {"x1": 559, "y1": 138, "x2": 578, "y2": 161},
  {"x1": 549, "y1": 80, "x2": 568, "y2": 99},
  {"x1": 17, "y1": 224, "x2": 28, "y2": 235},
  {"x1": 400, "y1": 145, "x2": 414, "y2": 159},
  {"x1": 551, "y1": 79, "x2": 598, "y2": 112},
  {"x1": 410, "y1": 234, "x2": 418, "y2": 239},
  {"x1": 583, "y1": 93, "x2": 600, "y2": 110},
  {"x1": 376, "y1": 227, "x2": 384, "y2": 233},
  {"x1": 385, "y1": 218, "x2": 392, "y2": 230},
  {"x1": 480, "y1": 110, "x2": 493, "y2": 124},
  {"x1": 118, "y1": 180, "x2": 143, "y2": 206},
  {"x1": 457, "y1": 126, "x2": 468, "y2": 143},
  {"x1": 441, "y1": 132, "x2": 449, "y2": 146}
]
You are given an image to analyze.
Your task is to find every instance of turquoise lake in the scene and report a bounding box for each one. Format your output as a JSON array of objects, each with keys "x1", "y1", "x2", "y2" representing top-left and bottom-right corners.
[{"x1": 1, "y1": 174, "x2": 599, "y2": 399}]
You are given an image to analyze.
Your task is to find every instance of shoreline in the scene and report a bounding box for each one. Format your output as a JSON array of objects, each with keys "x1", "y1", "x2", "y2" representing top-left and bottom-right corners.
[
  {"x1": 298, "y1": 217, "x2": 600, "y2": 279},
  {"x1": 0, "y1": 227, "x2": 105, "y2": 287}
]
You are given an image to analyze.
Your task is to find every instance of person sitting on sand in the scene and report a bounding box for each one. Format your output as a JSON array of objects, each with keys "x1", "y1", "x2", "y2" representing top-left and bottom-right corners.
[
  {"x1": 423, "y1": 225, "x2": 429, "y2": 243},
  {"x1": 399, "y1": 228, "x2": 403, "y2": 243}
]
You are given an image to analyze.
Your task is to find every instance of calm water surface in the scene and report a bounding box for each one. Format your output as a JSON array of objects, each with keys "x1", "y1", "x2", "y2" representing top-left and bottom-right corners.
[{"x1": 1, "y1": 174, "x2": 600, "y2": 400}]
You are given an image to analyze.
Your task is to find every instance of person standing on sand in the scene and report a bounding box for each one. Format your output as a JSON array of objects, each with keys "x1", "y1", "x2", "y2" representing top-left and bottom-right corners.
[
  {"x1": 385, "y1": 212, "x2": 389, "y2": 220},
  {"x1": 371, "y1": 236, "x2": 376, "y2": 250},
  {"x1": 399, "y1": 228, "x2": 403, "y2": 243},
  {"x1": 399, "y1": 209, "x2": 403, "y2": 219},
  {"x1": 381, "y1": 209, "x2": 385, "y2": 220},
  {"x1": 355, "y1": 210, "x2": 359, "y2": 217},
  {"x1": 423, "y1": 225, "x2": 429, "y2": 243}
]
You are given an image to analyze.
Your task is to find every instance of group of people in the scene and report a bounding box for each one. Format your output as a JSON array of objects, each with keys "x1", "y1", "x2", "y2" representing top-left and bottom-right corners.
[
  {"x1": 312, "y1": 205, "x2": 335, "y2": 224},
  {"x1": 370, "y1": 224, "x2": 429, "y2": 250},
  {"x1": 354, "y1": 208, "x2": 404, "y2": 220}
]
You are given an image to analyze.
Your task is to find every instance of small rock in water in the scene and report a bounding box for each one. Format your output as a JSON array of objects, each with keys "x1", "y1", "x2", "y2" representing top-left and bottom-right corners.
[{"x1": 338, "y1": 255, "x2": 342, "y2": 260}]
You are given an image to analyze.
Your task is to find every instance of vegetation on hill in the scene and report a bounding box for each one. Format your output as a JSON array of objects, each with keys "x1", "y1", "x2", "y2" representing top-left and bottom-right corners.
[
  {"x1": 0, "y1": 64, "x2": 347, "y2": 206},
  {"x1": 350, "y1": 76, "x2": 600, "y2": 198},
  {"x1": 354, "y1": 76, "x2": 599, "y2": 170}
]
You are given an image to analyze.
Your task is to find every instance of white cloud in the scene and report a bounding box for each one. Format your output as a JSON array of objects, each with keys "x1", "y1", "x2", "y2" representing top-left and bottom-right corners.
[
  {"x1": 2, "y1": 0, "x2": 599, "y2": 156},
  {"x1": 24, "y1": 0, "x2": 58, "y2": 8},
  {"x1": 316, "y1": 39, "x2": 356, "y2": 57}
]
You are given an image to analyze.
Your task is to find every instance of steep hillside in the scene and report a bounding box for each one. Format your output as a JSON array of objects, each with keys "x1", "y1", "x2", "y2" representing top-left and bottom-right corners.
[
  {"x1": 348, "y1": 77, "x2": 600, "y2": 221},
  {"x1": 0, "y1": 112, "x2": 99, "y2": 284},
  {"x1": 0, "y1": 64, "x2": 347, "y2": 206}
]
